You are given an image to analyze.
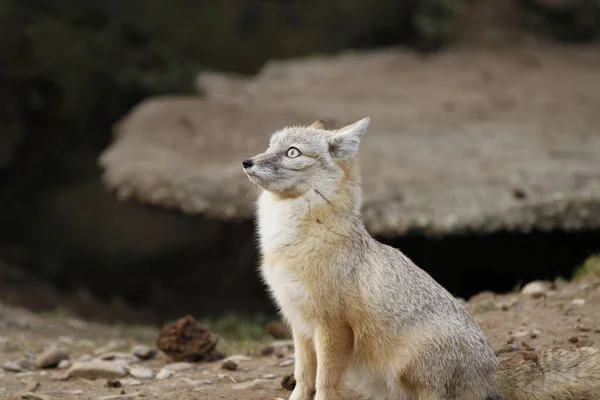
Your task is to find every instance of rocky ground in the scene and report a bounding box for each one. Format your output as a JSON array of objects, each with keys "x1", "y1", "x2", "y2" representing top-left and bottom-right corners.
[{"x1": 1, "y1": 272, "x2": 600, "y2": 400}]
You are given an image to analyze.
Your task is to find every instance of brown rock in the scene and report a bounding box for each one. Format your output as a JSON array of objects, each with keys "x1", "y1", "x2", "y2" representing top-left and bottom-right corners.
[
  {"x1": 156, "y1": 315, "x2": 223, "y2": 362},
  {"x1": 281, "y1": 373, "x2": 296, "y2": 391},
  {"x1": 221, "y1": 360, "x2": 238, "y2": 371},
  {"x1": 266, "y1": 322, "x2": 291, "y2": 340},
  {"x1": 260, "y1": 345, "x2": 274, "y2": 356},
  {"x1": 106, "y1": 379, "x2": 122, "y2": 388}
]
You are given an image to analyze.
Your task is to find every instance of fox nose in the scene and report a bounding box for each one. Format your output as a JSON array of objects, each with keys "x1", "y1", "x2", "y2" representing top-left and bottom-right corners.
[{"x1": 242, "y1": 159, "x2": 254, "y2": 169}]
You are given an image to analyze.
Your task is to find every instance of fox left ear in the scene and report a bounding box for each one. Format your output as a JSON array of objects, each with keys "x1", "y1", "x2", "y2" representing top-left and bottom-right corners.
[
  {"x1": 328, "y1": 117, "x2": 370, "y2": 160},
  {"x1": 309, "y1": 119, "x2": 326, "y2": 129}
]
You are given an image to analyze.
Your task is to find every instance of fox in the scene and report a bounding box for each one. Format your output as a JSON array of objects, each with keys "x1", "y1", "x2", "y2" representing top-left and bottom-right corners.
[{"x1": 242, "y1": 117, "x2": 600, "y2": 400}]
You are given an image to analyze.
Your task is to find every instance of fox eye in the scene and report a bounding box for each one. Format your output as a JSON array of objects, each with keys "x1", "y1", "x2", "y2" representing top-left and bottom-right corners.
[{"x1": 286, "y1": 147, "x2": 301, "y2": 158}]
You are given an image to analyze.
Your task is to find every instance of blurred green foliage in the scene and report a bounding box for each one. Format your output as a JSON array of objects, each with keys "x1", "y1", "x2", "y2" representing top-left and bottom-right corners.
[
  {"x1": 521, "y1": 0, "x2": 600, "y2": 41},
  {"x1": 0, "y1": 0, "x2": 464, "y2": 165}
]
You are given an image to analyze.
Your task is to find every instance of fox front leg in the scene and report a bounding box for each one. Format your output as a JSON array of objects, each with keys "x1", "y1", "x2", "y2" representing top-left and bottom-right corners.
[
  {"x1": 289, "y1": 332, "x2": 317, "y2": 400},
  {"x1": 314, "y1": 324, "x2": 353, "y2": 400}
]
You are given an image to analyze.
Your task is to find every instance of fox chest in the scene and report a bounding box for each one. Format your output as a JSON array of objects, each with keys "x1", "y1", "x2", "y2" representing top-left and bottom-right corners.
[{"x1": 261, "y1": 265, "x2": 316, "y2": 337}]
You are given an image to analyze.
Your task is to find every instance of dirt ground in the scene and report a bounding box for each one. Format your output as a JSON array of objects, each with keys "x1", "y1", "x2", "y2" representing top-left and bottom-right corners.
[{"x1": 1, "y1": 274, "x2": 599, "y2": 400}]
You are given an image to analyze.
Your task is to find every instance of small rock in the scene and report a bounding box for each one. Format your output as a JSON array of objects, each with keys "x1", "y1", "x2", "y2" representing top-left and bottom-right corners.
[
  {"x1": 78, "y1": 354, "x2": 93, "y2": 362},
  {"x1": 266, "y1": 322, "x2": 291, "y2": 339},
  {"x1": 98, "y1": 395, "x2": 138, "y2": 400},
  {"x1": 156, "y1": 368, "x2": 175, "y2": 380},
  {"x1": 274, "y1": 346, "x2": 290, "y2": 359},
  {"x1": 164, "y1": 362, "x2": 196, "y2": 372},
  {"x1": 578, "y1": 325, "x2": 592, "y2": 332},
  {"x1": 66, "y1": 360, "x2": 127, "y2": 380},
  {"x1": 232, "y1": 378, "x2": 270, "y2": 390},
  {"x1": 106, "y1": 379, "x2": 122, "y2": 388},
  {"x1": 15, "y1": 356, "x2": 36, "y2": 371},
  {"x1": 203, "y1": 380, "x2": 213, "y2": 385},
  {"x1": 495, "y1": 344, "x2": 520, "y2": 355},
  {"x1": 530, "y1": 329, "x2": 541, "y2": 339},
  {"x1": 3, "y1": 360, "x2": 23, "y2": 372},
  {"x1": 132, "y1": 345, "x2": 157, "y2": 360},
  {"x1": 35, "y1": 347, "x2": 70, "y2": 369},
  {"x1": 279, "y1": 359, "x2": 294, "y2": 367},
  {"x1": 521, "y1": 342, "x2": 535, "y2": 351},
  {"x1": 20, "y1": 393, "x2": 49, "y2": 400},
  {"x1": 221, "y1": 360, "x2": 238, "y2": 371},
  {"x1": 129, "y1": 366, "x2": 154, "y2": 379},
  {"x1": 521, "y1": 281, "x2": 549, "y2": 298},
  {"x1": 281, "y1": 373, "x2": 296, "y2": 391},
  {"x1": 569, "y1": 336, "x2": 579, "y2": 343},
  {"x1": 0, "y1": 337, "x2": 7, "y2": 344},
  {"x1": 57, "y1": 360, "x2": 72, "y2": 370},
  {"x1": 260, "y1": 346, "x2": 274, "y2": 356},
  {"x1": 223, "y1": 354, "x2": 252, "y2": 363},
  {"x1": 572, "y1": 298, "x2": 586, "y2": 306},
  {"x1": 262, "y1": 373, "x2": 276, "y2": 379},
  {"x1": 120, "y1": 378, "x2": 142, "y2": 386},
  {"x1": 510, "y1": 330, "x2": 529, "y2": 340},
  {"x1": 99, "y1": 352, "x2": 138, "y2": 363}
]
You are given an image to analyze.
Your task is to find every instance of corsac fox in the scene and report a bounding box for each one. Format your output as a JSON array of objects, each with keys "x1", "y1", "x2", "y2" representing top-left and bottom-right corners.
[{"x1": 242, "y1": 117, "x2": 600, "y2": 400}]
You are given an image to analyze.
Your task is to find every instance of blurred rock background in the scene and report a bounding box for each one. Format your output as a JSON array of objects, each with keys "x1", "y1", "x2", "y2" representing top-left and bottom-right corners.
[{"x1": 1, "y1": 0, "x2": 599, "y2": 324}]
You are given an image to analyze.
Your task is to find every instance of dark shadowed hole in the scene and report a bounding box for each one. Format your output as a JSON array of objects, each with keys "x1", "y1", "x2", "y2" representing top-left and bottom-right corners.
[{"x1": 1, "y1": 216, "x2": 599, "y2": 325}]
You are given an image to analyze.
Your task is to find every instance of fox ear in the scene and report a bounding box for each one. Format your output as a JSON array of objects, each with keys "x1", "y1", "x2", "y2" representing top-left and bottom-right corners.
[
  {"x1": 309, "y1": 119, "x2": 326, "y2": 129},
  {"x1": 328, "y1": 117, "x2": 370, "y2": 160}
]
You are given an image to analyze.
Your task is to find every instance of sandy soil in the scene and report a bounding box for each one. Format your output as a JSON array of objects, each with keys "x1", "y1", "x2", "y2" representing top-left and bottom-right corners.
[{"x1": 1, "y1": 275, "x2": 599, "y2": 400}]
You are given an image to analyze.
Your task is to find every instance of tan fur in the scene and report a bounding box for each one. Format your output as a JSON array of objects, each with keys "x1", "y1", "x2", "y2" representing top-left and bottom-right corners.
[{"x1": 243, "y1": 117, "x2": 600, "y2": 400}]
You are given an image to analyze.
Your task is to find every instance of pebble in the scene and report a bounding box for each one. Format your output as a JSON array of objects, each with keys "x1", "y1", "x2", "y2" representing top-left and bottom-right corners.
[
  {"x1": 262, "y1": 373, "x2": 277, "y2": 379},
  {"x1": 279, "y1": 359, "x2": 294, "y2": 367},
  {"x1": 120, "y1": 378, "x2": 142, "y2": 386},
  {"x1": 98, "y1": 395, "x2": 138, "y2": 400},
  {"x1": 274, "y1": 346, "x2": 290, "y2": 358},
  {"x1": 578, "y1": 325, "x2": 592, "y2": 332},
  {"x1": 106, "y1": 379, "x2": 122, "y2": 388},
  {"x1": 35, "y1": 347, "x2": 70, "y2": 369},
  {"x1": 164, "y1": 362, "x2": 196, "y2": 372},
  {"x1": 261, "y1": 346, "x2": 275, "y2": 356},
  {"x1": 221, "y1": 360, "x2": 238, "y2": 371},
  {"x1": 57, "y1": 360, "x2": 72, "y2": 370},
  {"x1": 521, "y1": 281, "x2": 549, "y2": 298},
  {"x1": 78, "y1": 354, "x2": 93, "y2": 362},
  {"x1": 3, "y1": 360, "x2": 23, "y2": 372},
  {"x1": 572, "y1": 298, "x2": 586, "y2": 306},
  {"x1": 223, "y1": 354, "x2": 252, "y2": 363},
  {"x1": 99, "y1": 352, "x2": 138, "y2": 363},
  {"x1": 530, "y1": 329, "x2": 541, "y2": 339},
  {"x1": 156, "y1": 368, "x2": 175, "y2": 380},
  {"x1": 66, "y1": 360, "x2": 127, "y2": 379},
  {"x1": 132, "y1": 345, "x2": 157, "y2": 360},
  {"x1": 129, "y1": 366, "x2": 154, "y2": 379},
  {"x1": 495, "y1": 344, "x2": 520, "y2": 355},
  {"x1": 0, "y1": 337, "x2": 7, "y2": 344},
  {"x1": 232, "y1": 378, "x2": 270, "y2": 390}
]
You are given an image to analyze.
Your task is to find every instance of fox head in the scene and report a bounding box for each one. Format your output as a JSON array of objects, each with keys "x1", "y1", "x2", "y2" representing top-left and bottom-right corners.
[{"x1": 242, "y1": 117, "x2": 370, "y2": 201}]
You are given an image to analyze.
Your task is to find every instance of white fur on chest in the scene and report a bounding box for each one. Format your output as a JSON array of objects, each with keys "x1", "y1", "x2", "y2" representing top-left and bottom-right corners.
[
  {"x1": 261, "y1": 265, "x2": 313, "y2": 337},
  {"x1": 257, "y1": 192, "x2": 304, "y2": 254},
  {"x1": 257, "y1": 192, "x2": 314, "y2": 337}
]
